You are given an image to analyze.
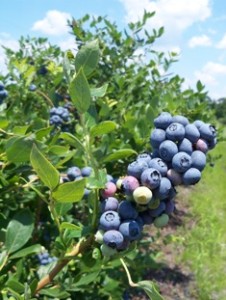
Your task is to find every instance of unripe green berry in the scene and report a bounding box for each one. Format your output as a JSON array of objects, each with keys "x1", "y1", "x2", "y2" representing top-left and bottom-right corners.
[
  {"x1": 154, "y1": 213, "x2": 169, "y2": 228},
  {"x1": 100, "y1": 244, "x2": 117, "y2": 257},
  {"x1": 95, "y1": 229, "x2": 104, "y2": 244},
  {"x1": 148, "y1": 198, "x2": 160, "y2": 209},
  {"x1": 133, "y1": 186, "x2": 153, "y2": 205}
]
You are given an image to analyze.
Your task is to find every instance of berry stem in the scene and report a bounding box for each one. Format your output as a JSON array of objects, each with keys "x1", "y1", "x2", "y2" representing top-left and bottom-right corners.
[
  {"x1": 35, "y1": 235, "x2": 94, "y2": 293},
  {"x1": 120, "y1": 258, "x2": 138, "y2": 287},
  {"x1": 36, "y1": 90, "x2": 54, "y2": 107}
]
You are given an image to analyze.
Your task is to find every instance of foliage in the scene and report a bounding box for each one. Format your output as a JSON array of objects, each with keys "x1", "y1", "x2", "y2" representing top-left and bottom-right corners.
[{"x1": 0, "y1": 12, "x2": 218, "y2": 300}]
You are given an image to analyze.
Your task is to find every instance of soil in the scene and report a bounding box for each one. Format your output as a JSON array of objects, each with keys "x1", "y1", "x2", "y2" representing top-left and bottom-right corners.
[{"x1": 131, "y1": 187, "x2": 199, "y2": 300}]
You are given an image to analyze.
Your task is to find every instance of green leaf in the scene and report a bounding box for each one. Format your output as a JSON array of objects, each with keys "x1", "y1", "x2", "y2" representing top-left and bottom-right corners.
[
  {"x1": 86, "y1": 168, "x2": 107, "y2": 189},
  {"x1": 91, "y1": 83, "x2": 108, "y2": 97},
  {"x1": 6, "y1": 278, "x2": 24, "y2": 294},
  {"x1": 10, "y1": 244, "x2": 42, "y2": 259},
  {"x1": 75, "y1": 39, "x2": 100, "y2": 76},
  {"x1": 6, "y1": 136, "x2": 34, "y2": 163},
  {"x1": 5, "y1": 209, "x2": 34, "y2": 254},
  {"x1": 39, "y1": 288, "x2": 70, "y2": 299},
  {"x1": 59, "y1": 132, "x2": 84, "y2": 150},
  {"x1": 55, "y1": 202, "x2": 73, "y2": 216},
  {"x1": 137, "y1": 280, "x2": 164, "y2": 300},
  {"x1": 30, "y1": 144, "x2": 59, "y2": 190},
  {"x1": 90, "y1": 121, "x2": 117, "y2": 138},
  {"x1": 69, "y1": 68, "x2": 92, "y2": 113},
  {"x1": 52, "y1": 179, "x2": 86, "y2": 203},
  {"x1": 103, "y1": 149, "x2": 137, "y2": 162},
  {"x1": 69, "y1": 271, "x2": 101, "y2": 289},
  {"x1": 60, "y1": 222, "x2": 82, "y2": 231}
]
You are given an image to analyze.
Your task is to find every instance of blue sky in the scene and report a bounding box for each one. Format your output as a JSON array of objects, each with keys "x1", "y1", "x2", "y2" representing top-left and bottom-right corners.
[{"x1": 1, "y1": 0, "x2": 226, "y2": 100}]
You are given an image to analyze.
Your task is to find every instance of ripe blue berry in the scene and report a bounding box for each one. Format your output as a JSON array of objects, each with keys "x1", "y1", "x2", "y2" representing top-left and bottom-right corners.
[
  {"x1": 103, "y1": 230, "x2": 124, "y2": 248},
  {"x1": 172, "y1": 152, "x2": 192, "y2": 173},
  {"x1": 127, "y1": 160, "x2": 149, "y2": 179},
  {"x1": 119, "y1": 220, "x2": 141, "y2": 241},
  {"x1": 159, "y1": 140, "x2": 178, "y2": 162},
  {"x1": 171, "y1": 115, "x2": 189, "y2": 126},
  {"x1": 191, "y1": 150, "x2": 206, "y2": 171},
  {"x1": 150, "y1": 128, "x2": 166, "y2": 148},
  {"x1": 136, "y1": 152, "x2": 152, "y2": 164},
  {"x1": 199, "y1": 123, "x2": 216, "y2": 141},
  {"x1": 141, "y1": 168, "x2": 161, "y2": 189},
  {"x1": 50, "y1": 115, "x2": 63, "y2": 126},
  {"x1": 149, "y1": 202, "x2": 166, "y2": 217},
  {"x1": 154, "y1": 112, "x2": 173, "y2": 129},
  {"x1": 139, "y1": 211, "x2": 154, "y2": 225},
  {"x1": 67, "y1": 166, "x2": 82, "y2": 180},
  {"x1": 165, "y1": 199, "x2": 175, "y2": 215},
  {"x1": 99, "y1": 211, "x2": 121, "y2": 230},
  {"x1": 178, "y1": 138, "x2": 193, "y2": 155},
  {"x1": 153, "y1": 177, "x2": 172, "y2": 200},
  {"x1": 101, "y1": 197, "x2": 119, "y2": 212},
  {"x1": 29, "y1": 84, "x2": 37, "y2": 91},
  {"x1": 182, "y1": 168, "x2": 201, "y2": 185},
  {"x1": 81, "y1": 166, "x2": 92, "y2": 177},
  {"x1": 148, "y1": 158, "x2": 168, "y2": 176},
  {"x1": 118, "y1": 200, "x2": 138, "y2": 220},
  {"x1": 193, "y1": 120, "x2": 205, "y2": 130},
  {"x1": 185, "y1": 124, "x2": 200, "y2": 143},
  {"x1": 0, "y1": 90, "x2": 8, "y2": 100},
  {"x1": 166, "y1": 122, "x2": 185, "y2": 142},
  {"x1": 167, "y1": 169, "x2": 182, "y2": 186}
]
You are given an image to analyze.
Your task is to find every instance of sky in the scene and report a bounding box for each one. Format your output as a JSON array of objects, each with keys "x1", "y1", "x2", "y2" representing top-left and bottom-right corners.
[{"x1": 1, "y1": 0, "x2": 226, "y2": 100}]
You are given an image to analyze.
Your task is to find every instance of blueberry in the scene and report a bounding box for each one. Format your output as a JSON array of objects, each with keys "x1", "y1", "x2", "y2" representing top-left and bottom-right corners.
[
  {"x1": 149, "y1": 202, "x2": 166, "y2": 217},
  {"x1": 154, "y1": 112, "x2": 173, "y2": 129},
  {"x1": 165, "y1": 199, "x2": 175, "y2": 215},
  {"x1": 81, "y1": 166, "x2": 92, "y2": 177},
  {"x1": 153, "y1": 177, "x2": 172, "y2": 200},
  {"x1": 103, "y1": 230, "x2": 124, "y2": 248},
  {"x1": 182, "y1": 168, "x2": 201, "y2": 185},
  {"x1": 101, "y1": 182, "x2": 117, "y2": 198},
  {"x1": 0, "y1": 90, "x2": 8, "y2": 99},
  {"x1": 195, "y1": 139, "x2": 209, "y2": 153},
  {"x1": 67, "y1": 166, "x2": 82, "y2": 180},
  {"x1": 185, "y1": 124, "x2": 200, "y2": 143},
  {"x1": 167, "y1": 169, "x2": 182, "y2": 186},
  {"x1": 139, "y1": 211, "x2": 154, "y2": 225},
  {"x1": 208, "y1": 137, "x2": 217, "y2": 150},
  {"x1": 136, "y1": 152, "x2": 152, "y2": 164},
  {"x1": 199, "y1": 123, "x2": 217, "y2": 141},
  {"x1": 178, "y1": 138, "x2": 193, "y2": 155},
  {"x1": 29, "y1": 84, "x2": 37, "y2": 91},
  {"x1": 140, "y1": 168, "x2": 161, "y2": 189},
  {"x1": 50, "y1": 115, "x2": 63, "y2": 126},
  {"x1": 148, "y1": 158, "x2": 168, "y2": 176},
  {"x1": 150, "y1": 128, "x2": 166, "y2": 148},
  {"x1": 40, "y1": 258, "x2": 49, "y2": 265},
  {"x1": 101, "y1": 197, "x2": 119, "y2": 212},
  {"x1": 154, "y1": 213, "x2": 169, "y2": 228},
  {"x1": 118, "y1": 201, "x2": 138, "y2": 220},
  {"x1": 172, "y1": 152, "x2": 192, "y2": 173},
  {"x1": 152, "y1": 148, "x2": 160, "y2": 158},
  {"x1": 117, "y1": 239, "x2": 130, "y2": 251},
  {"x1": 193, "y1": 120, "x2": 205, "y2": 130},
  {"x1": 127, "y1": 160, "x2": 149, "y2": 179},
  {"x1": 159, "y1": 140, "x2": 178, "y2": 162},
  {"x1": 50, "y1": 107, "x2": 58, "y2": 115},
  {"x1": 119, "y1": 220, "x2": 141, "y2": 241},
  {"x1": 99, "y1": 211, "x2": 121, "y2": 230},
  {"x1": 106, "y1": 174, "x2": 114, "y2": 182},
  {"x1": 133, "y1": 186, "x2": 153, "y2": 205},
  {"x1": 122, "y1": 176, "x2": 140, "y2": 195},
  {"x1": 0, "y1": 81, "x2": 5, "y2": 90},
  {"x1": 166, "y1": 122, "x2": 185, "y2": 142},
  {"x1": 191, "y1": 150, "x2": 206, "y2": 171},
  {"x1": 171, "y1": 115, "x2": 189, "y2": 126}
]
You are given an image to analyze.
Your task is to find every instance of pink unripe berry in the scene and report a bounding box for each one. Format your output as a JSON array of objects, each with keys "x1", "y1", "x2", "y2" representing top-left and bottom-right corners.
[
  {"x1": 195, "y1": 139, "x2": 209, "y2": 153},
  {"x1": 101, "y1": 182, "x2": 117, "y2": 198},
  {"x1": 167, "y1": 169, "x2": 182, "y2": 186},
  {"x1": 122, "y1": 176, "x2": 140, "y2": 195}
]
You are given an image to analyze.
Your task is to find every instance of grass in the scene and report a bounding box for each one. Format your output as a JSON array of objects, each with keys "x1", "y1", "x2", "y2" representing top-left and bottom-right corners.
[{"x1": 179, "y1": 141, "x2": 226, "y2": 299}]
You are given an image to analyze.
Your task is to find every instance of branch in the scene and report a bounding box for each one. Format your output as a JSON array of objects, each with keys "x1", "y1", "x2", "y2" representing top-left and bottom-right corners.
[{"x1": 35, "y1": 235, "x2": 94, "y2": 293}]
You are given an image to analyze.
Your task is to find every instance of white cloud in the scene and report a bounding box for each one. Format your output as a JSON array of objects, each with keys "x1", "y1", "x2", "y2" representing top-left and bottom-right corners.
[
  {"x1": 0, "y1": 35, "x2": 19, "y2": 74},
  {"x1": 216, "y1": 33, "x2": 226, "y2": 49},
  {"x1": 188, "y1": 34, "x2": 212, "y2": 48},
  {"x1": 32, "y1": 10, "x2": 71, "y2": 36},
  {"x1": 119, "y1": 0, "x2": 211, "y2": 37}
]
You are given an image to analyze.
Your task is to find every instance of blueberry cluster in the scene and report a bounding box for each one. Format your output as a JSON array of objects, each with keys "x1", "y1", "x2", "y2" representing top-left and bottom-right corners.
[
  {"x1": 37, "y1": 251, "x2": 57, "y2": 266},
  {"x1": 49, "y1": 106, "x2": 70, "y2": 130},
  {"x1": 96, "y1": 112, "x2": 217, "y2": 256},
  {"x1": 61, "y1": 165, "x2": 93, "y2": 198},
  {"x1": 0, "y1": 81, "x2": 8, "y2": 104}
]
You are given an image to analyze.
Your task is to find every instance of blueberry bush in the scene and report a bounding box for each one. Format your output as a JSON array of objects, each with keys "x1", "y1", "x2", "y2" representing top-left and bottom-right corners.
[{"x1": 0, "y1": 12, "x2": 218, "y2": 299}]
